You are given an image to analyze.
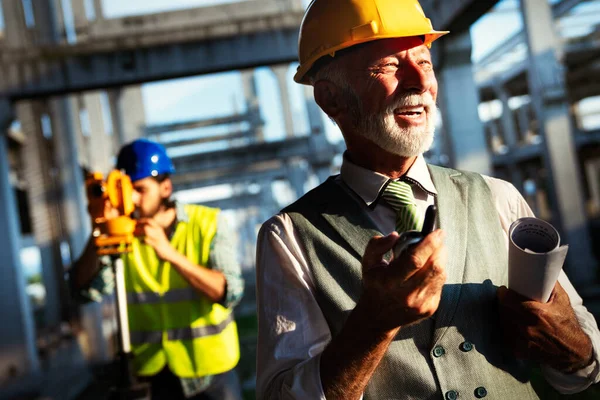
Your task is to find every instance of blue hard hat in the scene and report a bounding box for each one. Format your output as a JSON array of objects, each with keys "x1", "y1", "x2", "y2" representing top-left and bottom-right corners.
[{"x1": 116, "y1": 139, "x2": 175, "y2": 182}]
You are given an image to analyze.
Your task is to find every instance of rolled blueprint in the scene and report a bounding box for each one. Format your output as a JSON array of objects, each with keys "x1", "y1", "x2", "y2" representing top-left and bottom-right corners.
[{"x1": 508, "y1": 217, "x2": 569, "y2": 303}]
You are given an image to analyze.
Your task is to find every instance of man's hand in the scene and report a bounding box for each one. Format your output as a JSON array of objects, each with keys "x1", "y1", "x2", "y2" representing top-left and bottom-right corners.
[
  {"x1": 497, "y1": 283, "x2": 594, "y2": 373},
  {"x1": 360, "y1": 229, "x2": 447, "y2": 332},
  {"x1": 88, "y1": 198, "x2": 119, "y2": 223},
  {"x1": 137, "y1": 218, "x2": 176, "y2": 261}
]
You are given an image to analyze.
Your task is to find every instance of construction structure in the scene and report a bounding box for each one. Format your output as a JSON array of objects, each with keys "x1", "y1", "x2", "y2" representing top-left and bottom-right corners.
[{"x1": 0, "y1": 0, "x2": 599, "y2": 398}]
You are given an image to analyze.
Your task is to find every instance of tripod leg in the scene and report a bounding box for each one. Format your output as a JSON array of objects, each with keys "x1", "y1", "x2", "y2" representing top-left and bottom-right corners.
[
  {"x1": 108, "y1": 256, "x2": 150, "y2": 400},
  {"x1": 113, "y1": 257, "x2": 131, "y2": 353}
]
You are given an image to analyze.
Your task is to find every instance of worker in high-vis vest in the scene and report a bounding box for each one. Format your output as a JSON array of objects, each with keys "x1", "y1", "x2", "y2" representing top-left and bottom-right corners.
[{"x1": 72, "y1": 139, "x2": 244, "y2": 400}]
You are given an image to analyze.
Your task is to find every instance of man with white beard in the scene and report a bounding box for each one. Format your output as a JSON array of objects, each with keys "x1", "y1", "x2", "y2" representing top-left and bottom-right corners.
[{"x1": 255, "y1": 1, "x2": 600, "y2": 399}]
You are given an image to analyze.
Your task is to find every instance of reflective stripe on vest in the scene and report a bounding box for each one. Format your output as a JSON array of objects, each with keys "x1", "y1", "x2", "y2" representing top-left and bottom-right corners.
[
  {"x1": 130, "y1": 313, "x2": 235, "y2": 345},
  {"x1": 127, "y1": 287, "x2": 199, "y2": 305}
]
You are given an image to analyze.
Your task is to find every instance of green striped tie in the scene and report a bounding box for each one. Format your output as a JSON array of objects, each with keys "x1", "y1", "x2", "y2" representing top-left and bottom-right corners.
[{"x1": 381, "y1": 180, "x2": 422, "y2": 233}]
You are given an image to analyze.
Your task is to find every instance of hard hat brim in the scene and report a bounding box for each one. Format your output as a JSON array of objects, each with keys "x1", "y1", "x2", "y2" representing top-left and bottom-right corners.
[{"x1": 294, "y1": 31, "x2": 449, "y2": 85}]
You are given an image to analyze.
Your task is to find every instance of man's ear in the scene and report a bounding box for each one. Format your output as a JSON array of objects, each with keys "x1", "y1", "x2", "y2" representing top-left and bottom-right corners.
[
  {"x1": 160, "y1": 178, "x2": 173, "y2": 199},
  {"x1": 314, "y1": 80, "x2": 345, "y2": 119}
]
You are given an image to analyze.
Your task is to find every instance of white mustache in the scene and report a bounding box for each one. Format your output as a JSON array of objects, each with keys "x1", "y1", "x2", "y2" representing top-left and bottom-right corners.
[{"x1": 385, "y1": 93, "x2": 436, "y2": 114}]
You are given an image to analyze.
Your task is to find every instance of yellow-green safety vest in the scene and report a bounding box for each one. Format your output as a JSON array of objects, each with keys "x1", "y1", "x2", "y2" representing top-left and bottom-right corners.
[{"x1": 123, "y1": 204, "x2": 240, "y2": 378}]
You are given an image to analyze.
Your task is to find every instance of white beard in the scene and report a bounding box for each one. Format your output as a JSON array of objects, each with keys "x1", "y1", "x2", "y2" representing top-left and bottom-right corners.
[{"x1": 351, "y1": 93, "x2": 438, "y2": 157}]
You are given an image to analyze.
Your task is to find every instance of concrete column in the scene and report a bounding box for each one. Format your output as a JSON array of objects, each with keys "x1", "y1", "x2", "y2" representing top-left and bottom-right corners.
[
  {"x1": 438, "y1": 29, "x2": 491, "y2": 175},
  {"x1": 492, "y1": 83, "x2": 524, "y2": 192},
  {"x1": 303, "y1": 85, "x2": 325, "y2": 135},
  {"x1": 0, "y1": 99, "x2": 39, "y2": 379},
  {"x1": 2, "y1": 0, "x2": 29, "y2": 48},
  {"x1": 31, "y1": 0, "x2": 63, "y2": 44},
  {"x1": 71, "y1": 96, "x2": 90, "y2": 168},
  {"x1": 241, "y1": 70, "x2": 264, "y2": 141},
  {"x1": 585, "y1": 159, "x2": 600, "y2": 217},
  {"x1": 83, "y1": 91, "x2": 114, "y2": 172},
  {"x1": 516, "y1": 104, "x2": 531, "y2": 143},
  {"x1": 71, "y1": 0, "x2": 90, "y2": 41},
  {"x1": 17, "y1": 101, "x2": 66, "y2": 327},
  {"x1": 493, "y1": 83, "x2": 519, "y2": 148},
  {"x1": 107, "y1": 86, "x2": 147, "y2": 148},
  {"x1": 308, "y1": 130, "x2": 335, "y2": 183},
  {"x1": 520, "y1": 0, "x2": 596, "y2": 285},
  {"x1": 271, "y1": 65, "x2": 295, "y2": 138},
  {"x1": 259, "y1": 181, "x2": 276, "y2": 222},
  {"x1": 286, "y1": 163, "x2": 308, "y2": 199},
  {"x1": 48, "y1": 96, "x2": 90, "y2": 259},
  {"x1": 93, "y1": 0, "x2": 104, "y2": 20}
]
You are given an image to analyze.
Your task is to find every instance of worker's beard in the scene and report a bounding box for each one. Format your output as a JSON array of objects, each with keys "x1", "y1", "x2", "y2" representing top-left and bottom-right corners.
[{"x1": 346, "y1": 90, "x2": 438, "y2": 157}]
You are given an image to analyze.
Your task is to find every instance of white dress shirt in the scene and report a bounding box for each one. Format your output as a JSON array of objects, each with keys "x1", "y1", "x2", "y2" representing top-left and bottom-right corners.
[{"x1": 256, "y1": 155, "x2": 600, "y2": 399}]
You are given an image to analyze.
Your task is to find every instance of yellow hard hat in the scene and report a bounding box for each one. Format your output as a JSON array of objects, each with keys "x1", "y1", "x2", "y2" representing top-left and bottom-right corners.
[{"x1": 294, "y1": 0, "x2": 449, "y2": 84}]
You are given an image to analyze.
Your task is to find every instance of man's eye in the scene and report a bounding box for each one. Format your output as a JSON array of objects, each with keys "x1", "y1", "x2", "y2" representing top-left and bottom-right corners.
[
  {"x1": 419, "y1": 60, "x2": 433, "y2": 70},
  {"x1": 372, "y1": 64, "x2": 397, "y2": 73}
]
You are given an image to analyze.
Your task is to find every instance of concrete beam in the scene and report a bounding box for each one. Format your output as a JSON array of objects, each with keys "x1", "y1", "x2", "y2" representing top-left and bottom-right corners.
[
  {"x1": 421, "y1": 0, "x2": 499, "y2": 32},
  {"x1": 163, "y1": 130, "x2": 257, "y2": 148},
  {"x1": 200, "y1": 193, "x2": 264, "y2": 211},
  {"x1": 171, "y1": 135, "x2": 335, "y2": 175},
  {"x1": 553, "y1": 0, "x2": 587, "y2": 18},
  {"x1": 81, "y1": 0, "x2": 303, "y2": 40},
  {"x1": 172, "y1": 164, "x2": 287, "y2": 192},
  {"x1": 1, "y1": 27, "x2": 299, "y2": 100},
  {"x1": 145, "y1": 111, "x2": 261, "y2": 135}
]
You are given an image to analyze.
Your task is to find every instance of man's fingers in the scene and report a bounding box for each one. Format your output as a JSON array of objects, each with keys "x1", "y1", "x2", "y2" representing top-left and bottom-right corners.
[
  {"x1": 362, "y1": 232, "x2": 399, "y2": 270},
  {"x1": 391, "y1": 229, "x2": 445, "y2": 281},
  {"x1": 406, "y1": 246, "x2": 447, "y2": 295}
]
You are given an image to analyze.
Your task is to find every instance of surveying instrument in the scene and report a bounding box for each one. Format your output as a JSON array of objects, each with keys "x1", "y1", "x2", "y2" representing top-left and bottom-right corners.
[{"x1": 86, "y1": 170, "x2": 150, "y2": 400}]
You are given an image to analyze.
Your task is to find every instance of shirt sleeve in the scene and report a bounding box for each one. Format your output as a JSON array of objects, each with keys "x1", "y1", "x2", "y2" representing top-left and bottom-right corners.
[
  {"x1": 73, "y1": 256, "x2": 115, "y2": 303},
  {"x1": 255, "y1": 214, "x2": 332, "y2": 400},
  {"x1": 208, "y1": 212, "x2": 244, "y2": 309},
  {"x1": 484, "y1": 175, "x2": 600, "y2": 392}
]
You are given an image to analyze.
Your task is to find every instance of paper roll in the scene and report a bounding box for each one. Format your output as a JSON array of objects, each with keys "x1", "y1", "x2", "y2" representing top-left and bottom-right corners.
[{"x1": 508, "y1": 217, "x2": 568, "y2": 303}]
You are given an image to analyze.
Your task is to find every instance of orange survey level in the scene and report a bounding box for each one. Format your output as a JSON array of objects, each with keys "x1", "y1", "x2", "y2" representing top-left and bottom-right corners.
[{"x1": 86, "y1": 170, "x2": 136, "y2": 255}]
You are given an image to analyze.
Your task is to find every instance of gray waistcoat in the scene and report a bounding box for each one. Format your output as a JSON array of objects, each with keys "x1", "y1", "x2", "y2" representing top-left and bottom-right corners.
[{"x1": 284, "y1": 165, "x2": 539, "y2": 400}]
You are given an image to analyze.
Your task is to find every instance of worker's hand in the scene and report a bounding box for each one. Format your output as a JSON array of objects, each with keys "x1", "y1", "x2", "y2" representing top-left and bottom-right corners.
[
  {"x1": 88, "y1": 198, "x2": 120, "y2": 233},
  {"x1": 359, "y1": 229, "x2": 447, "y2": 332},
  {"x1": 497, "y1": 283, "x2": 594, "y2": 373},
  {"x1": 136, "y1": 218, "x2": 176, "y2": 261}
]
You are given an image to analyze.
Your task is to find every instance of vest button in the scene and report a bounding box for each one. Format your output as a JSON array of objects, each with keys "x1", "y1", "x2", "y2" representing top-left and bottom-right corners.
[
  {"x1": 460, "y1": 341, "x2": 474, "y2": 352},
  {"x1": 475, "y1": 386, "x2": 488, "y2": 398},
  {"x1": 433, "y1": 345, "x2": 445, "y2": 358},
  {"x1": 445, "y1": 390, "x2": 458, "y2": 400}
]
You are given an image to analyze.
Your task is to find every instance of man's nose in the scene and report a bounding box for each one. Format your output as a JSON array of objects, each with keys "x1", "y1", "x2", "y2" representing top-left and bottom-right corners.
[
  {"x1": 400, "y1": 61, "x2": 433, "y2": 94},
  {"x1": 131, "y1": 191, "x2": 140, "y2": 206}
]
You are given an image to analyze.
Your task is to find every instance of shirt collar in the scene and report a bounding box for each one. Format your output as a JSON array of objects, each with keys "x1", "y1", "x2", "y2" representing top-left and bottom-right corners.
[
  {"x1": 174, "y1": 200, "x2": 189, "y2": 223},
  {"x1": 340, "y1": 153, "x2": 437, "y2": 206}
]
